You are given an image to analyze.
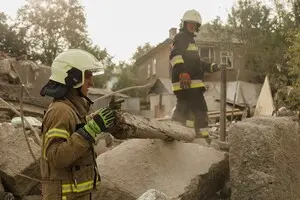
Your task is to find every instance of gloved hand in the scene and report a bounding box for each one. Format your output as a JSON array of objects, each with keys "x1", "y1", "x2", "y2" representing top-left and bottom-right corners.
[
  {"x1": 211, "y1": 63, "x2": 219, "y2": 72},
  {"x1": 81, "y1": 106, "x2": 116, "y2": 142},
  {"x1": 108, "y1": 95, "x2": 124, "y2": 110},
  {"x1": 179, "y1": 72, "x2": 191, "y2": 89}
]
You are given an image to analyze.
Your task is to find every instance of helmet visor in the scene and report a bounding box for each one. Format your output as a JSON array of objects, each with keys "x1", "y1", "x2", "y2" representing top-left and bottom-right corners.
[{"x1": 84, "y1": 67, "x2": 104, "y2": 79}]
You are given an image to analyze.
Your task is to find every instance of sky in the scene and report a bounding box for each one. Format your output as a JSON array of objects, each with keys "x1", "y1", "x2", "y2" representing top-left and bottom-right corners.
[{"x1": 2, "y1": 0, "x2": 238, "y2": 62}]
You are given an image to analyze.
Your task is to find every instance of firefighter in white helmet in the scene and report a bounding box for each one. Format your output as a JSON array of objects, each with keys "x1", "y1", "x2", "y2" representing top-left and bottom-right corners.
[
  {"x1": 170, "y1": 10, "x2": 219, "y2": 138},
  {"x1": 40, "y1": 49, "x2": 123, "y2": 200}
]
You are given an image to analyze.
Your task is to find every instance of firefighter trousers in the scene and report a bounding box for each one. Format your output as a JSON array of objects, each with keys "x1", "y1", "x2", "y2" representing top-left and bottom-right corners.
[{"x1": 171, "y1": 88, "x2": 208, "y2": 133}]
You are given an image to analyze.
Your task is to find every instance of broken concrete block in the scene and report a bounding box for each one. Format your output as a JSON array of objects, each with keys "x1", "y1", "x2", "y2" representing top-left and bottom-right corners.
[
  {"x1": 137, "y1": 189, "x2": 169, "y2": 200},
  {"x1": 0, "y1": 123, "x2": 41, "y2": 197},
  {"x1": 95, "y1": 139, "x2": 228, "y2": 200},
  {"x1": 229, "y1": 117, "x2": 300, "y2": 200}
]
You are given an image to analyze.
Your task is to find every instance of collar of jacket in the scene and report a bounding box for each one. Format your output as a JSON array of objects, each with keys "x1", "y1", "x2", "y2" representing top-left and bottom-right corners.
[{"x1": 63, "y1": 89, "x2": 91, "y2": 119}]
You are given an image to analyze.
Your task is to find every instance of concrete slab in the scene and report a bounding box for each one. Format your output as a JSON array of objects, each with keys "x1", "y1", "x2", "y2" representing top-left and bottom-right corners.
[
  {"x1": 95, "y1": 139, "x2": 228, "y2": 199},
  {"x1": 0, "y1": 123, "x2": 40, "y2": 197}
]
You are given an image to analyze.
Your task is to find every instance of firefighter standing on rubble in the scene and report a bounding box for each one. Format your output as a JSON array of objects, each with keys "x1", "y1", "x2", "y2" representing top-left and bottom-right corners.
[
  {"x1": 170, "y1": 9, "x2": 219, "y2": 138},
  {"x1": 40, "y1": 49, "x2": 123, "y2": 200}
]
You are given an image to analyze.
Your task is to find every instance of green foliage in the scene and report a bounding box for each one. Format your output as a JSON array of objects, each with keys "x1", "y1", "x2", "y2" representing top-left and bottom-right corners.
[
  {"x1": 111, "y1": 43, "x2": 154, "y2": 96},
  {"x1": 16, "y1": 0, "x2": 90, "y2": 64},
  {"x1": 131, "y1": 42, "x2": 153, "y2": 61}
]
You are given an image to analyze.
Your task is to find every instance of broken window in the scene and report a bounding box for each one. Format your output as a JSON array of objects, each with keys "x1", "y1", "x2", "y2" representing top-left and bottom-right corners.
[{"x1": 220, "y1": 51, "x2": 233, "y2": 68}]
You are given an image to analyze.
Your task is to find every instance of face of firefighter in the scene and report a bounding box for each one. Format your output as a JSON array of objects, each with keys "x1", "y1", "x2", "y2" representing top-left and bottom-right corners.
[
  {"x1": 80, "y1": 70, "x2": 94, "y2": 96},
  {"x1": 185, "y1": 22, "x2": 197, "y2": 33}
]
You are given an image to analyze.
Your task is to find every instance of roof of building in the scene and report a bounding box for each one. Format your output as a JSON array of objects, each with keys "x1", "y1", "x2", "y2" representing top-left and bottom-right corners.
[
  {"x1": 148, "y1": 78, "x2": 173, "y2": 95},
  {"x1": 195, "y1": 24, "x2": 241, "y2": 44},
  {"x1": 134, "y1": 38, "x2": 172, "y2": 66},
  {"x1": 135, "y1": 24, "x2": 241, "y2": 64}
]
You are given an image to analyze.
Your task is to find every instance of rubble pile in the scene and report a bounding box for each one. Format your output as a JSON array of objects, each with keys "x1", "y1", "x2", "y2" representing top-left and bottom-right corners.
[
  {"x1": 229, "y1": 117, "x2": 300, "y2": 200},
  {"x1": 0, "y1": 123, "x2": 41, "y2": 200},
  {"x1": 0, "y1": 52, "x2": 51, "y2": 123}
]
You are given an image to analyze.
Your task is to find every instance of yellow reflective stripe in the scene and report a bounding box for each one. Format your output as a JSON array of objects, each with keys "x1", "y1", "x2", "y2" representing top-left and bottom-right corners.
[
  {"x1": 43, "y1": 128, "x2": 70, "y2": 160},
  {"x1": 170, "y1": 55, "x2": 184, "y2": 67},
  {"x1": 187, "y1": 43, "x2": 198, "y2": 51},
  {"x1": 186, "y1": 120, "x2": 194, "y2": 128},
  {"x1": 62, "y1": 180, "x2": 94, "y2": 194},
  {"x1": 62, "y1": 196, "x2": 67, "y2": 200},
  {"x1": 172, "y1": 80, "x2": 205, "y2": 91},
  {"x1": 45, "y1": 128, "x2": 70, "y2": 144},
  {"x1": 200, "y1": 131, "x2": 209, "y2": 137},
  {"x1": 45, "y1": 128, "x2": 70, "y2": 138}
]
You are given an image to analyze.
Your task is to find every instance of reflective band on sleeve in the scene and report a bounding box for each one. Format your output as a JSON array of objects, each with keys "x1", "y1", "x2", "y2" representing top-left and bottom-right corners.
[
  {"x1": 43, "y1": 128, "x2": 70, "y2": 159},
  {"x1": 172, "y1": 79, "x2": 205, "y2": 91},
  {"x1": 170, "y1": 55, "x2": 184, "y2": 67},
  {"x1": 62, "y1": 180, "x2": 95, "y2": 194},
  {"x1": 187, "y1": 43, "x2": 198, "y2": 51}
]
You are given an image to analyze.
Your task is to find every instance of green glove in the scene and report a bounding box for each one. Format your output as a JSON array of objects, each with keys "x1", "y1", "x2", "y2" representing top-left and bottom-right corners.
[{"x1": 80, "y1": 107, "x2": 116, "y2": 142}]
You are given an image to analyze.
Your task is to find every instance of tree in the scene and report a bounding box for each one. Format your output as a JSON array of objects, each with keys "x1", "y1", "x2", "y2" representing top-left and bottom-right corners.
[
  {"x1": 131, "y1": 42, "x2": 153, "y2": 61},
  {"x1": 15, "y1": 0, "x2": 115, "y2": 89},
  {"x1": 112, "y1": 43, "x2": 154, "y2": 96},
  {"x1": 0, "y1": 11, "x2": 28, "y2": 56},
  {"x1": 16, "y1": 0, "x2": 90, "y2": 64}
]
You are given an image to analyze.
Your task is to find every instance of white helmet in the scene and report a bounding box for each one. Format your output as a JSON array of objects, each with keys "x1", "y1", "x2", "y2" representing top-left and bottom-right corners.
[
  {"x1": 49, "y1": 49, "x2": 103, "y2": 88},
  {"x1": 180, "y1": 9, "x2": 202, "y2": 29}
]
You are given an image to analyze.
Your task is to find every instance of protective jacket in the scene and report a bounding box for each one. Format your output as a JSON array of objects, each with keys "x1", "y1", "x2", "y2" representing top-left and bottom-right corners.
[
  {"x1": 170, "y1": 28, "x2": 213, "y2": 92},
  {"x1": 41, "y1": 89, "x2": 100, "y2": 200}
]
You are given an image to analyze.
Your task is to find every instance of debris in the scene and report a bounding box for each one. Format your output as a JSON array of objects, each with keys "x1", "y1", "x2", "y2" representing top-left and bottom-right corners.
[
  {"x1": 137, "y1": 189, "x2": 169, "y2": 200},
  {"x1": 0, "y1": 123, "x2": 40, "y2": 197},
  {"x1": 229, "y1": 117, "x2": 300, "y2": 200},
  {"x1": 11, "y1": 117, "x2": 41, "y2": 128},
  {"x1": 95, "y1": 139, "x2": 228, "y2": 199},
  {"x1": 0, "y1": 97, "x2": 41, "y2": 145},
  {"x1": 4, "y1": 193, "x2": 14, "y2": 200},
  {"x1": 112, "y1": 112, "x2": 196, "y2": 142}
]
